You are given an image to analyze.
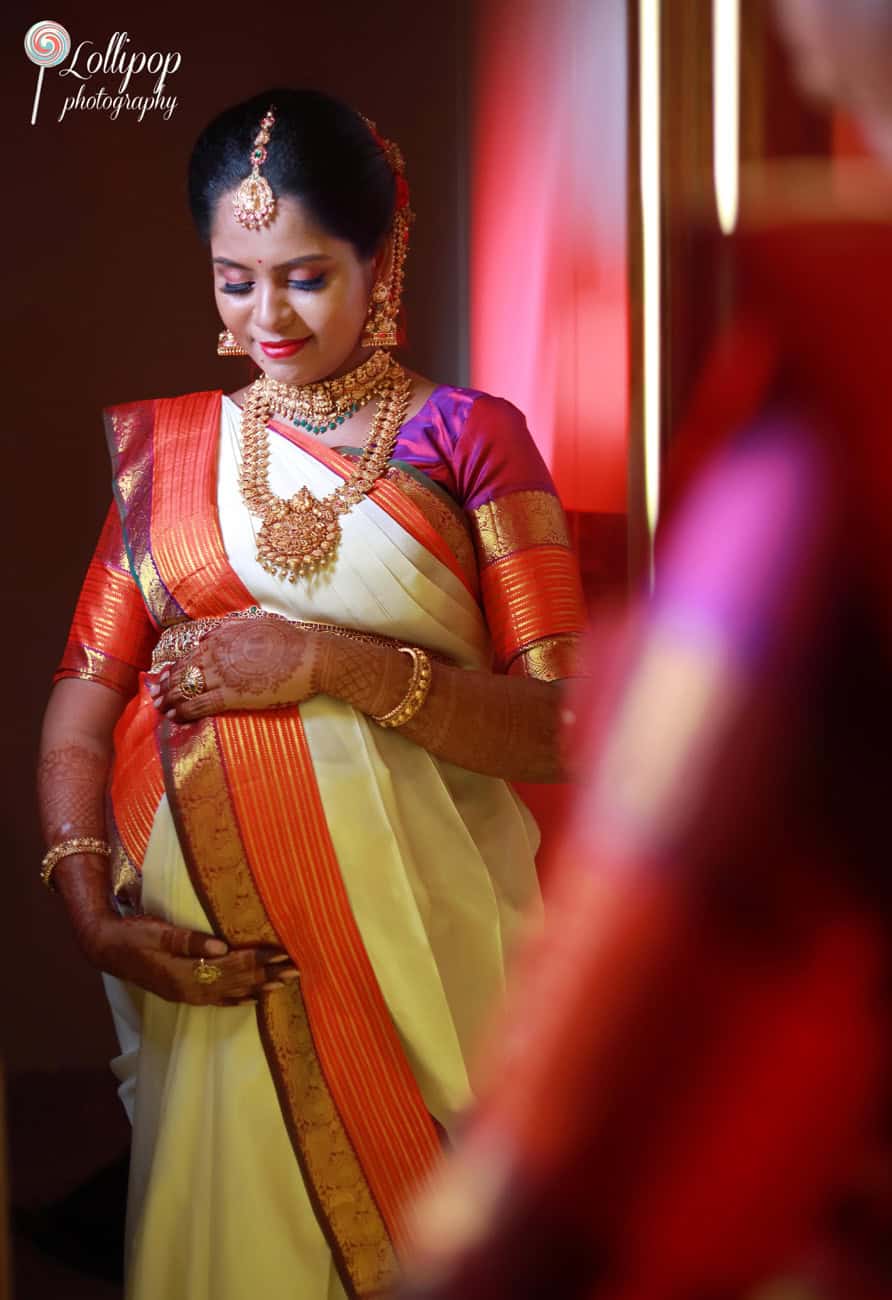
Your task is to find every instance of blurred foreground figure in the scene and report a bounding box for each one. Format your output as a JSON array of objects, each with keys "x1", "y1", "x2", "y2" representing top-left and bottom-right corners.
[{"x1": 399, "y1": 4, "x2": 892, "y2": 1298}]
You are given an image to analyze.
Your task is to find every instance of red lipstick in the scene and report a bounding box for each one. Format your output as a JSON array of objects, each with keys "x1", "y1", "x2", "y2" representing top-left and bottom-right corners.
[{"x1": 259, "y1": 338, "x2": 310, "y2": 359}]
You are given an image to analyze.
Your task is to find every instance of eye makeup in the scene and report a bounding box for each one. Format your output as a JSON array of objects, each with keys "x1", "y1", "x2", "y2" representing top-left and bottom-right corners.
[{"x1": 219, "y1": 273, "x2": 327, "y2": 295}]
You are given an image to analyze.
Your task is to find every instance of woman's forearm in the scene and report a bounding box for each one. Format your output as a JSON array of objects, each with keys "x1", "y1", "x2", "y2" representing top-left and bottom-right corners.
[
  {"x1": 37, "y1": 679, "x2": 127, "y2": 942},
  {"x1": 319, "y1": 641, "x2": 567, "y2": 782},
  {"x1": 38, "y1": 679, "x2": 123, "y2": 843},
  {"x1": 38, "y1": 731, "x2": 109, "y2": 845}
]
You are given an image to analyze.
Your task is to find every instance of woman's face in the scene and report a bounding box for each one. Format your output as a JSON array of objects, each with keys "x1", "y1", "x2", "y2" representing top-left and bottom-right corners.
[{"x1": 210, "y1": 192, "x2": 380, "y2": 384}]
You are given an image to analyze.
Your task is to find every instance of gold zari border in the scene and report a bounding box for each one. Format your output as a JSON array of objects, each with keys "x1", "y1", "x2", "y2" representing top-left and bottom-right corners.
[
  {"x1": 54, "y1": 648, "x2": 139, "y2": 698},
  {"x1": 259, "y1": 982, "x2": 398, "y2": 1297},
  {"x1": 470, "y1": 490, "x2": 571, "y2": 566},
  {"x1": 507, "y1": 634, "x2": 583, "y2": 682}
]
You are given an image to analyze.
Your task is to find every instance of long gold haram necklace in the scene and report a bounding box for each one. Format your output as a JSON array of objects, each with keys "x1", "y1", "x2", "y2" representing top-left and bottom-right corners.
[{"x1": 238, "y1": 357, "x2": 413, "y2": 581}]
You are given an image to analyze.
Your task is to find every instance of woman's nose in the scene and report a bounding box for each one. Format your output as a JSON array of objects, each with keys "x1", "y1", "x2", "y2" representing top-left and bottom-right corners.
[{"x1": 253, "y1": 283, "x2": 300, "y2": 335}]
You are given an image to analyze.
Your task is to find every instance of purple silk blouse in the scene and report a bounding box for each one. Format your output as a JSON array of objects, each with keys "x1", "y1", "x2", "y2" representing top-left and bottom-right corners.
[{"x1": 382, "y1": 385, "x2": 560, "y2": 512}]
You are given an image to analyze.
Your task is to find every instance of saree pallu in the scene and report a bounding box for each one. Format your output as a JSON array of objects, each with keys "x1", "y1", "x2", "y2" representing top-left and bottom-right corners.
[{"x1": 85, "y1": 392, "x2": 542, "y2": 1300}]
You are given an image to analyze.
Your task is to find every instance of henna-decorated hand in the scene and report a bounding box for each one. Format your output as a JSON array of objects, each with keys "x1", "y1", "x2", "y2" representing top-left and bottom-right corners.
[
  {"x1": 54, "y1": 853, "x2": 300, "y2": 1007},
  {"x1": 149, "y1": 619, "x2": 330, "y2": 722}
]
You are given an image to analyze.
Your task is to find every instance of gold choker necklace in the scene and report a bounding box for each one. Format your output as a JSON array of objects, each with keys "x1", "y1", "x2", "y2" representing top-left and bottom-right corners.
[
  {"x1": 238, "y1": 357, "x2": 413, "y2": 581},
  {"x1": 265, "y1": 348, "x2": 392, "y2": 436}
]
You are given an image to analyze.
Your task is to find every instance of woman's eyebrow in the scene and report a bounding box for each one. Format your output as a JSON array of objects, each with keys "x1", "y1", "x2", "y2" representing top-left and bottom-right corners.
[{"x1": 212, "y1": 254, "x2": 333, "y2": 271}]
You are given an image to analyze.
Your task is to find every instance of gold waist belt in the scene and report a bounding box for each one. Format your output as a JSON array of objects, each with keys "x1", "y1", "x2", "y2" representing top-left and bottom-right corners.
[{"x1": 151, "y1": 605, "x2": 445, "y2": 671}]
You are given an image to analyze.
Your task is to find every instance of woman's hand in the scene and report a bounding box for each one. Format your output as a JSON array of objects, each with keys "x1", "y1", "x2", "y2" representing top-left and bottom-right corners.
[
  {"x1": 59, "y1": 856, "x2": 299, "y2": 1006},
  {"x1": 41, "y1": 683, "x2": 300, "y2": 1006},
  {"x1": 149, "y1": 619, "x2": 328, "y2": 722},
  {"x1": 87, "y1": 914, "x2": 299, "y2": 1006}
]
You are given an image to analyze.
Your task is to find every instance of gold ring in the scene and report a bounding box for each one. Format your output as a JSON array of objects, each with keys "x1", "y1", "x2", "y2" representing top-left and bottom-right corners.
[
  {"x1": 181, "y1": 665, "x2": 207, "y2": 699},
  {"x1": 193, "y1": 958, "x2": 222, "y2": 984}
]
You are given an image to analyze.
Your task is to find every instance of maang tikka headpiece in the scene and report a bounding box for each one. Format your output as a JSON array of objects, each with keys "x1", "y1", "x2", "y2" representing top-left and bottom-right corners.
[
  {"x1": 232, "y1": 106, "x2": 277, "y2": 230},
  {"x1": 360, "y1": 115, "x2": 414, "y2": 349}
]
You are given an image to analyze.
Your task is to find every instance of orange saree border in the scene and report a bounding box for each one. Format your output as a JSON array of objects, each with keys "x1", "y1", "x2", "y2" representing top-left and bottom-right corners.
[
  {"x1": 151, "y1": 392, "x2": 256, "y2": 616},
  {"x1": 214, "y1": 709, "x2": 442, "y2": 1246},
  {"x1": 267, "y1": 416, "x2": 477, "y2": 599},
  {"x1": 161, "y1": 717, "x2": 398, "y2": 1299}
]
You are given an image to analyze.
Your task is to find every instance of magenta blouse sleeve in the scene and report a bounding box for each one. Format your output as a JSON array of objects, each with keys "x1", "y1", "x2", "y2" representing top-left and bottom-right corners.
[{"x1": 456, "y1": 393, "x2": 586, "y2": 680}]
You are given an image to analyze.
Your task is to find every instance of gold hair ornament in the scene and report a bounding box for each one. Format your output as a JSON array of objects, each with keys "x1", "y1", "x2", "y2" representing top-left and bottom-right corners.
[{"x1": 232, "y1": 106, "x2": 277, "y2": 230}]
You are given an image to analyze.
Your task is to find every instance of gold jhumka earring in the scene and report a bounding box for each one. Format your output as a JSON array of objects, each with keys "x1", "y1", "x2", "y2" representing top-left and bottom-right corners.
[
  {"x1": 360, "y1": 117, "x2": 414, "y2": 349},
  {"x1": 217, "y1": 327, "x2": 248, "y2": 357}
]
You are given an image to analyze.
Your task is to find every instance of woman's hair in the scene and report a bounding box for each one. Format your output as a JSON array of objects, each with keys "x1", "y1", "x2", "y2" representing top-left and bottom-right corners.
[{"x1": 188, "y1": 87, "x2": 396, "y2": 257}]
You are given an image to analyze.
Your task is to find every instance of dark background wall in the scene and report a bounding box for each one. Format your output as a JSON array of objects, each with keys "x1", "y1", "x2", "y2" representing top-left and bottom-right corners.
[{"x1": 1, "y1": 0, "x2": 469, "y2": 1072}]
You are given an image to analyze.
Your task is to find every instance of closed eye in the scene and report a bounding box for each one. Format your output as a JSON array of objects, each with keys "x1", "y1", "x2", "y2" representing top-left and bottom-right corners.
[
  {"x1": 290, "y1": 274, "x2": 327, "y2": 292},
  {"x1": 220, "y1": 274, "x2": 327, "y2": 295}
]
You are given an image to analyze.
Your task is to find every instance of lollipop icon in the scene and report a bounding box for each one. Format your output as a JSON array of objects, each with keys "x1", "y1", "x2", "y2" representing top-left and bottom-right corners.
[{"x1": 24, "y1": 21, "x2": 71, "y2": 125}]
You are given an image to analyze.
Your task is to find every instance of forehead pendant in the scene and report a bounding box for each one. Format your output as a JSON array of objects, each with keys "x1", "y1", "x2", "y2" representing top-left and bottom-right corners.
[{"x1": 232, "y1": 107, "x2": 277, "y2": 231}]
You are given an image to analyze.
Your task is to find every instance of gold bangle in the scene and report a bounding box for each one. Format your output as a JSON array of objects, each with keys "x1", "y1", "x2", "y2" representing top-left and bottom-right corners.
[
  {"x1": 372, "y1": 646, "x2": 433, "y2": 729},
  {"x1": 40, "y1": 837, "x2": 111, "y2": 891}
]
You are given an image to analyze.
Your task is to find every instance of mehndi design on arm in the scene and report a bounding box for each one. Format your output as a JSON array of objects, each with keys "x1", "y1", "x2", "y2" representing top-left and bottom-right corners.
[
  {"x1": 400, "y1": 666, "x2": 563, "y2": 782},
  {"x1": 38, "y1": 743, "x2": 109, "y2": 842},
  {"x1": 326, "y1": 640, "x2": 565, "y2": 782},
  {"x1": 321, "y1": 637, "x2": 405, "y2": 719}
]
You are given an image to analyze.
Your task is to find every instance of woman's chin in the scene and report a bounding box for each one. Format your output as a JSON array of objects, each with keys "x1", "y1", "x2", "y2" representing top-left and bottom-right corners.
[{"x1": 254, "y1": 344, "x2": 319, "y2": 381}]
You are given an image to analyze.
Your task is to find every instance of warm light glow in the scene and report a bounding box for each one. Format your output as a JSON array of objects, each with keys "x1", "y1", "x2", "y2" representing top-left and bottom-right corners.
[
  {"x1": 713, "y1": 0, "x2": 740, "y2": 235},
  {"x1": 640, "y1": 0, "x2": 661, "y2": 581},
  {"x1": 469, "y1": 0, "x2": 629, "y2": 516}
]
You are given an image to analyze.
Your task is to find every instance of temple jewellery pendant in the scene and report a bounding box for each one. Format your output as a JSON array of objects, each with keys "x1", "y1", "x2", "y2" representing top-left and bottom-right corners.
[
  {"x1": 255, "y1": 489, "x2": 343, "y2": 580},
  {"x1": 239, "y1": 361, "x2": 413, "y2": 581}
]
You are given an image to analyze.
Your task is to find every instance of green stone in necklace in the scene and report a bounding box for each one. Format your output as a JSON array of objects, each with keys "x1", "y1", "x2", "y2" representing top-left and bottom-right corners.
[{"x1": 292, "y1": 399, "x2": 363, "y2": 436}]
